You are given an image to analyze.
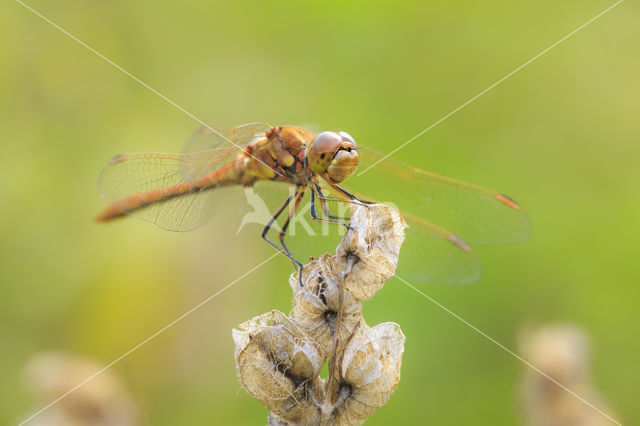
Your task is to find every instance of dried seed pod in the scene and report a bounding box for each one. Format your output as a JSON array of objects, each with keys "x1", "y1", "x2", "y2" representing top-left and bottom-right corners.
[
  {"x1": 237, "y1": 204, "x2": 408, "y2": 425},
  {"x1": 519, "y1": 324, "x2": 618, "y2": 426},
  {"x1": 290, "y1": 255, "x2": 362, "y2": 358},
  {"x1": 333, "y1": 322, "x2": 406, "y2": 425},
  {"x1": 233, "y1": 310, "x2": 323, "y2": 423},
  {"x1": 336, "y1": 204, "x2": 407, "y2": 301},
  {"x1": 23, "y1": 352, "x2": 140, "y2": 426},
  {"x1": 267, "y1": 376, "x2": 324, "y2": 426}
]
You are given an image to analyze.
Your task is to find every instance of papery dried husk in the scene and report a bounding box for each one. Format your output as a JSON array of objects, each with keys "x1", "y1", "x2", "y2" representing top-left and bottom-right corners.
[
  {"x1": 519, "y1": 324, "x2": 618, "y2": 426},
  {"x1": 268, "y1": 412, "x2": 296, "y2": 426},
  {"x1": 519, "y1": 324, "x2": 589, "y2": 385},
  {"x1": 267, "y1": 378, "x2": 325, "y2": 425},
  {"x1": 23, "y1": 352, "x2": 140, "y2": 426},
  {"x1": 268, "y1": 411, "x2": 322, "y2": 426},
  {"x1": 290, "y1": 255, "x2": 362, "y2": 358},
  {"x1": 267, "y1": 378, "x2": 324, "y2": 426},
  {"x1": 336, "y1": 204, "x2": 407, "y2": 301},
  {"x1": 332, "y1": 322, "x2": 406, "y2": 425},
  {"x1": 236, "y1": 204, "x2": 408, "y2": 425},
  {"x1": 233, "y1": 310, "x2": 323, "y2": 423}
]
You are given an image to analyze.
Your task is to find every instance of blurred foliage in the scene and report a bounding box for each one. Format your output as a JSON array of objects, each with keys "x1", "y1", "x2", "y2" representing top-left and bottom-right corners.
[{"x1": 1, "y1": 0, "x2": 638, "y2": 424}]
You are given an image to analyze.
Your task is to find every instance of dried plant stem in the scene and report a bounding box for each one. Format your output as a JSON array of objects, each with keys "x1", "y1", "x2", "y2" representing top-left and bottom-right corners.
[{"x1": 322, "y1": 255, "x2": 355, "y2": 424}]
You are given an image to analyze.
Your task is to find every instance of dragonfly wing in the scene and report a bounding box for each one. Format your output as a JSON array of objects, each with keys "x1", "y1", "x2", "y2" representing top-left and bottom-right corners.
[
  {"x1": 98, "y1": 123, "x2": 274, "y2": 231},
  {"x1": 398, "y1": 212, "x2": 481, "y2": 283},
  {"x1": 180, "y1": 122, "x2": 272, "y2": 183},
  {"x1": 265, "y1": 180, "x2": 481, "y2": 283},
  {"x1": 229, "y1": 122, "x2": 274, "y2": 142},
  {"x1": 339, "y1": 146, "x2": 529, "y2": 283},
  {"x1": 353, "y1": 146, "x2": 530, "y2": 245},
  {"x1": 98, "y1": 152, "x2": 231, "y2": 232}
]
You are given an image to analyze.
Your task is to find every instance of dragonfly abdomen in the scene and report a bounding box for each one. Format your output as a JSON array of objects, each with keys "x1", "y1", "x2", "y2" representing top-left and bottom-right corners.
[
  {"x1": 96, "y1": 181, "x2": 198, "y2": 222},
  {"x1": 96, "y1": 148, "x2": 288, "y2": 223}
]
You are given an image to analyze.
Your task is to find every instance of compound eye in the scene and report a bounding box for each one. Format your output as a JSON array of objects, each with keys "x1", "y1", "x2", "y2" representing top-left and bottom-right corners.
[
  {"x1": 312, "y1": 131, "x2": 342, "y2": 156},
  {"x1": 338, "y1": 131, "x2": 357, "y2": 148}
]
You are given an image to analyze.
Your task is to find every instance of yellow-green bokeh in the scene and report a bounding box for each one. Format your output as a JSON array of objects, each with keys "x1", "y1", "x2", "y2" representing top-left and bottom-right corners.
[{"x1": 2, "y1": 0, "x2": 638, "y2": 424}]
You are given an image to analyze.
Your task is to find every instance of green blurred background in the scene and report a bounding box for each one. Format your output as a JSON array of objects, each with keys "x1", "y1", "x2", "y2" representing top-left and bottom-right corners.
[{"x1": 2, "y1": 0, "x2": 638, "y2": 424}]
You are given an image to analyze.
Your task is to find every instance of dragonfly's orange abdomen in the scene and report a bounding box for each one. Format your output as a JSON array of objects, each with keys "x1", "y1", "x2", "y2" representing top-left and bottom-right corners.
[{"x1": 96, "y1": 180, "x2": 194, "y2": 222}]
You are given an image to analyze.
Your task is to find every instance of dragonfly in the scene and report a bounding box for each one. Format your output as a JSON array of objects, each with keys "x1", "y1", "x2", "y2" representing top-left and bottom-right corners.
[{"x1": 96, "y1": 122, "x2": 529, "y2": 284}]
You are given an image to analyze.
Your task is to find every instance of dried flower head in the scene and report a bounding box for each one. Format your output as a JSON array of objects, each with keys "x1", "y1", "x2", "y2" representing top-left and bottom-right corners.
[
  {"x1": 23, "y1": 351, "x2": 140, "y2": 426},
  {"x1": 233, "y1": 310, "x2": 323, "y2": 422},
  {"x1": 290, "y1": 254, "x2": 362, "y2": 358},
  {"x1": 233, "y1": 204, "x2": 407, "y2": 425},
  {"x1": 336, "y1": 204, "x2": 407, "y2": 301},
  {"x1": 518, "y1": 323, "x2": 619, "y2": 426},
  {"x1": 519, "y1": 323, "x2": 589, "y2": 385},
  {"x1": 333, "y1": 322, "x2": 406, "y2": 425}
]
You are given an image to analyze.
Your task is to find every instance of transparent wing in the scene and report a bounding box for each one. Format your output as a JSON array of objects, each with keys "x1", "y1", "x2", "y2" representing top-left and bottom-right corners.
[
  {"x1": 98, "y1": 152, "x2": 220, "y2": 231},
  {"x1": 234, "y1": 178, "x2": 479, "y2": 283},
  {"x1": 180, "y1": 122, "x2": 272, "y2": 183},
  {"x1": 98, "y1": 123, "x2": 271, "y2": 231},
  {"x1": 341, "y1": 146, "x2": 530, "y2": 283},
  {"x1": 396, "y1": 211, "x2": 481, "y2": 283},
  {"x1": 353, "y1": 146, "x2": 530, "y2": 244}
]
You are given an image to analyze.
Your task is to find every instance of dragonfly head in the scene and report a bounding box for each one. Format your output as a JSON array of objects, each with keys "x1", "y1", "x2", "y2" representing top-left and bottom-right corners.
[{"x1": 308, "y1": 131, "x2": 359, "y2": 183}]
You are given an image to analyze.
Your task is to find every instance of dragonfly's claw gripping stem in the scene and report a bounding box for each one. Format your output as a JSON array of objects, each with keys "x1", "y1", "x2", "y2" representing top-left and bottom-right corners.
[{"x1": 297, "y1": 265, "x2": 304, "y2": 287}]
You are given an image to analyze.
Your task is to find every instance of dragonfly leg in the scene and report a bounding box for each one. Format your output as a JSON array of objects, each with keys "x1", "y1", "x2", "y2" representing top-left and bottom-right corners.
[
  {"x1": 310, "y1": 183, "x2": 373, "y2": 210},
  {"x1": 330, "y1": 184, "x2": 375, "y2": 205},
  {"x1": 310, "y1": 187, "x2": 351, "y2": 229},
  {"x1": 314, "y1": 183, "x2": 350, "y2": 221},
  {"x1": 279, "y1": 186, "x2": 307, "y2": 265},
  {"x1": 261, "y1": 190, "x2": 304, "y2": 276}
]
